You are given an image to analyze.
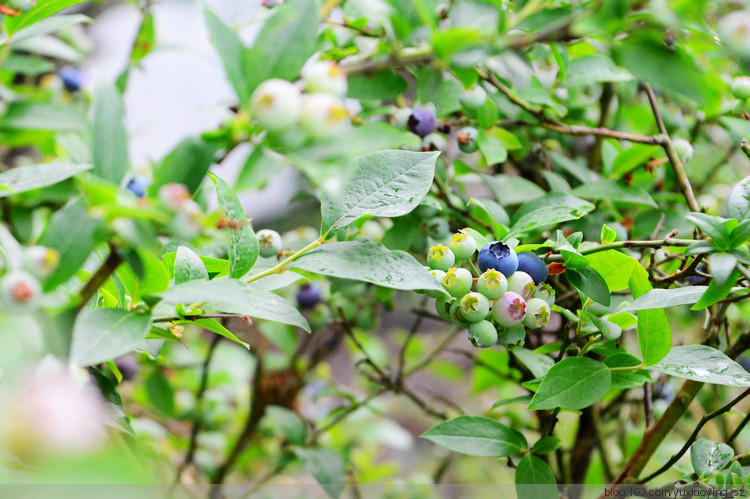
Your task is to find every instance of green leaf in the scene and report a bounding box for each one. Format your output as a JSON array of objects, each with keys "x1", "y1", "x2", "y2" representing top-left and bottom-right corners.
[
  {"x1": 296, "y1": 448, "x2": 346, "y2": 499},
  {"x1": 728, "y1": 175, "x2": 750, "y2": 220},
  {"x1": 478, "y1": 128, "x2": 507, "y2": 164},
  {"x1": 289, "y1": 241, "x2": 444, "y2": 293},
  {"x1": 92, "y1": 81, "x2": 129, "y2": 184},
  {"x1": 159, "y1": 278, "x2": 309, "y2": 332},
  {"x1": 562, "y1": 54, "x2": 634, "y2": 87},
  {"x1": 174, "y1": 246, "x2": 208, "y2": 284},
  {"x1": 0, "y1": 162, "x2": 90, "y2": 197},
  {"x1": 580, "y1": 310, "x2": 621, "y2": 340},
  {"x1": 625, "y1": 286, "x2": 708, "y2": 311},
  {"x1": 266, "y1": 405, "x2": 306, "y2": 446},
  {"x1": 244, "y1": 0, "x2": 320, "y2": 94},
  {"x1": 693, "y1": 270, "x2": 738, "y2": 310},
  {"x1": 5, "y1": 0, "x2": 86, "y2": 36},
  {"x1": 571, "y1": 180, "x2": 657, "y2": 207},
  {"x1": 601, "y1": 224, "x2": 617, "y2": 244},
  {"x1": 686, "y1": 213, "x2": 730, "y2": 250},
  {"x1": 320, "y1": 150, "x2": 439, "y2": 238},
  {"x1": 513, "y1": 348, "x2": 554, "y2": 378},
  {"x1": 566, "y1": 267, "x2": 611, "y2": 306},
  {"x1": 691, "y1": 439, "x2": 734, "y2": 477},
  {"x1": 347, "y1": 70, "x2": 408, "y2": 100},
  {"x1": 0, "y1": 14, "x2": 89, "y2": 46},
  {"x1": 649, "y1": 345, "x2": 750, "y2": 387},
  {"x1": 175, "y1": 318, "x2": 249, "y2": 349},
  {"x1": 604, "y1": 353, "x2": 651, "y2": 389},
  {"x1": 421, "y1": 415, "x2": 527, "y2": 457},
  {"x1": 515, "y1": 454, "x2": 557, "y2": 499},
  {"x1": 710, "y1": 253, "x2": 737, "y2": 288},
  {"x1": 145, "y1": 371, "x2": 175, "y2": 417},
  {"x1": 629, "y1": 264, "x2": 671, "y2": 365},
  {"x1": 507, "y1": 202, "x2": 594, "y2": 239},
  {"x1": 153, "y1": 136, "x2": 219, "y2": 194},
  {"x1": 0, "y1": 101, "x2": 86, "y2": 131},
  {"x1": 70, "y1": 309, "x2": 152, "y2": 366},
  {"x1": 204, "y1": 9, "x2": 250, "y2": 102},
  {"x1": 482, "y1": 174, "x2": 545, "y2": 206},
  {"x1": 39, "y1": 200, "x2": 104, "y2": 290},
  {"x1": 211, "y1": 174, "x2": 259, "y2": 278},
  {"x1": 528, "y1": 357, "x2": 611, "y2": 411},
  {"x1": 585, "y1": 251, "x2": 637, "y2": 292},
  {"x1": 531, "y1": 436, "x2": 562, "y2": 455}
]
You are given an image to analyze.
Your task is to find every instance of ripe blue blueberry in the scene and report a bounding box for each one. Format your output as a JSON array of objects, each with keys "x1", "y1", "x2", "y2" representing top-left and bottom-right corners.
[
  {"x1": 492, "y1": 291, "x2": 526, "y2": 327},
  {"x1": 507, "y1": 271, "x2": 536, "y2": 300},
  {"x1": 523, "y1": 298, "x2": 551, "y2": 329},
  {"x1": 516, "y1": 252, "x2": 549, "y2": 284},
  {"x1": 442, "y1": 267, "x2": 473, "y2": 298},
  {"x1": 477, "y1": 269, "x2": 507, "y2": 299},
  {"x1": 296, "y1": 283, "x2": 322, "y2": 309},
  {"x1": 468, "y1": 320, "x2": 497, "y2": 348},
  {"x1": 126, "y1": 176, "x2": 151, "y2": 198},
  {"x1": 478, "y1": 241, "x2": 518, "y2": 277},
  {"x1": 407, "y1": 106, "x2": 437, "y2": 138},
  {"x1": 59, "y1": 66, "x2": 84, "y2": 92},
  {"x1": 427, "y1": 244, "x2": 455, "y2": 272},
  {"x1": 257, "y1": 229, "x2": 282, "y2": 258},
  {"x1": 457, "y1": 127, "x2": 479, "y2": 153},
  {"x1": 449, "y1": 232, "x2": 477, "y2": 260},
  {"x1": 459, "y1": 292, "x2": 490, "y2": 322}
]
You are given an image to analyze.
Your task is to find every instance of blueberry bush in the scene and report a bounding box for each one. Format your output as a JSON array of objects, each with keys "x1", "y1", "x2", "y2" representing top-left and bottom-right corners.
[{"x1": 4, "y1": 0, "x2": 750, "y2": 496}]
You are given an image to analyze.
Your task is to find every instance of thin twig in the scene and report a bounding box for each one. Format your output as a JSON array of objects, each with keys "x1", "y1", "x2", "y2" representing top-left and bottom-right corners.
[{"x1": 77, "y1": 246, "x2": 122, "y2": 311}]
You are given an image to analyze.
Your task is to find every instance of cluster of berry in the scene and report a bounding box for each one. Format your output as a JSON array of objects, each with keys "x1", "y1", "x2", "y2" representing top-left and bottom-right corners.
[{"x1": 426, "y1": 235, "x2": 555, "y2": 349}]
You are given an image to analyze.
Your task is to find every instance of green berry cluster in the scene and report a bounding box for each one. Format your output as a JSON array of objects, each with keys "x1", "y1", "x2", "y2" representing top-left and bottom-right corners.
[{"x1": 426, "y1": 232, "x2": 555, "y2": 349}]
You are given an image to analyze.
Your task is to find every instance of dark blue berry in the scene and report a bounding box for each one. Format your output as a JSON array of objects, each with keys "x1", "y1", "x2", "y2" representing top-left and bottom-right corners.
[
  {"x1": 407, "y1": 107, "x2": 437, "y2": 138},
  {"x1": 114, "y1": 355, "x2": 139, "y2": 382},
  {"x1": 126, "y1": 176, "x2": 151, "y2": 198},
  {"x1": 297, "y1": 283, "x2": 322, "y2": 309},
  {"x1": 516, "y1": 252, "x2": 549, "y2": 284},
  {"x1": 477, "y1": 241, "x2": 518, "y2": 277},
  {"x1": 59, "y1": 66, "x2": 83, "y2": 92}
]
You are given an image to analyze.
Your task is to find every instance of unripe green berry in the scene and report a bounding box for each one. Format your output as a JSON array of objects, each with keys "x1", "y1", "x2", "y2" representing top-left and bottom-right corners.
[
  {"x1": 535, "y1": 283, "x2": 556, "y2": 306},
  {"x1": 427, "y1": 244, "x2": 455, "y2": 271},
  {"x1": 422, "y1": 132, "x2": 447, "y2": 152},
  {"x1": 459, "y1": 85, "x2": 487, "y2": 110},
  {"x1": 507, "y1": 271, "x2": 536, "y2": 300},
  {"x1": 426, "y1": 269, "x2": 447, "y2": 298},
  {"x1": 449, "y1": 299, "x2": 471, "y2": 327},
  {"x1": 435, "y1": 295, "x2": 455, "y2": 321},
  {"x1": 442, "y1": 267, "x2": 473, "y2": 297},
  {"x1": 498, "y1": 326, "x2": 526, "y2": 349},
  {"x1": 448, "y1": 232, "x2": 477, "y2": 260},
  {"x1": 733, "y1": 76, "x2": 750, "y2": 100},
  {"x1": 308, "y1": 305, "x2": 331, "y2": 330},
  {"x1": 523, "y1": 298, "x2": 551, "y2": 329},
  {"x1": 256, "y1": 229, "x2": 282, "y2": 258},
  {"x1": 459, "y1": 292, "x2": 491, "y2": 322},
  {"x1": 477, "y1": 269, "x2": 508, "y2": 299},
  {"x1": 250, "y1": 78, "x2": 302, "y2": 131},
  {"x1": 457, "y1": 127, "x2": 479, "y2": 153},
  {"x1": 468, "y1": 320, "x2": 497, "y2": 348}
]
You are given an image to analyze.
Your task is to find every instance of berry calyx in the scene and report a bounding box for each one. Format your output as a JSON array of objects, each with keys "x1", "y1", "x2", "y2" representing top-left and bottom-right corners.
[
  {"x1": 507, "y1": 271, "x2": 536, "y2": 300},
  {"x1": 250, "y1": 78, "x2": 302, "y2": 131},
  {"x1": 492, "y1": 292, "x2": 526, "y2": 327},
  {"x1": 459, "y1": 292, "x2": 490, "y2": 322},
  {"x1": 477, "y1": 269, "x2": 508, "y2": 299},
  {"x1": 442, "y1": 267, "x2": 473, "y2": 298},
  {"x1": 448, "y1": 232, "x2": 477, "y2": 260},
  {"x1": 477, "y1": 241, "x2": 518, "y2": 277},
  {"x1": 256, "y1": 229, "x2": 282, "y2": 258},
  {"x1": 457, "y1": 127, "x2": 479, "y2": 153},
  {"x1": 523, "y1": 298, "x2": 551, "y2": 329},
  {"x1": 407, "y1": 106, "x2": 437, "y2": 138},
  {"x1": 535, "y1": 283, "x2": 556, "y2": 306},
  {"x1": 468, "y1": 320, "x2": 497, "y2": 348},
  {"x1": 515, "y1": 251, "x2": 549, "y2": 284},
  {"x1": 427, "y1": 244, "x2": 455, "y2": 272}
]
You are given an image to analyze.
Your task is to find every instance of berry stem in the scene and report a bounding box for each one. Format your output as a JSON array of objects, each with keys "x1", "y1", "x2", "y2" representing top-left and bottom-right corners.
[{"x1": 245, "y1": 238, "x2": 323, "y2": 284}]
